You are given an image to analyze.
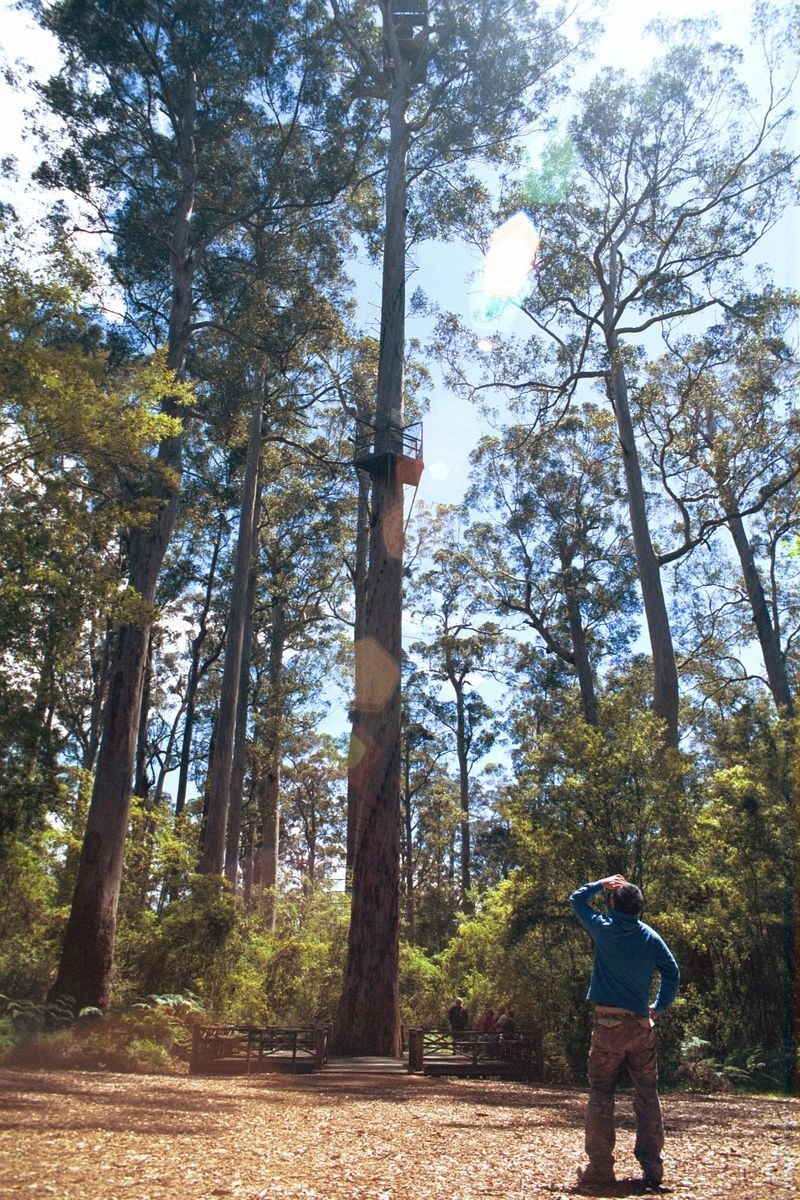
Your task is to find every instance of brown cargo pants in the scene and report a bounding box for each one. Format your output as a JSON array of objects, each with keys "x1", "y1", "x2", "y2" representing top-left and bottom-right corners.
[{"x1": 584, "y1": 1007, "x2": 664, "y2": 1180}]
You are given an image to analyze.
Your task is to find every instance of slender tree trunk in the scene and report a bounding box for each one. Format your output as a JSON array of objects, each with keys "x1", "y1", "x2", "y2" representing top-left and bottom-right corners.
[
  {"x1": 606, "y1": 324, "x2": 680, "y2": 746},
  {"x1": 562, "y1": 564, "x2": 598, "y2": 726},
  {"x1": 175, "y1": 520, "x2": 224, "y2": 817},
  {"x1": 257, "y1": 599, "x2": 286, "y2": 931},
  {"x1": 335, "y1": 83, "x2": 409, "y2": 1057},
  {"x1": 133, "y1": 632, "x2": 154, "y2": 800},
  {"x1": 83, "y1": 622, "x2": 114, "y2": 774},
  {"x1": 47, "y1": 79, "x2": 198, "y2": 1012},
  {"x1": 224, "y1": 492, "x2": 261, "y2": 887},
  {"x1": 402, "y1": 745, "x2": 415, "y2": 940},
  {"x1": 721, "y1": 492, "x2": 793, "y2": 716},
  {"x1": 454, "y1": 682, "x2": 473, "y2": 913},
  {"x1": 201, "y1": 382, "x2": 264, "y2": 873}
]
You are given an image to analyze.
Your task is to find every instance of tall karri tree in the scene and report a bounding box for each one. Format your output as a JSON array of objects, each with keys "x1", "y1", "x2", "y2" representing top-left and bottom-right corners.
[{"x1": 330, "y1": 0, "x2": 575, "y2": 1054}]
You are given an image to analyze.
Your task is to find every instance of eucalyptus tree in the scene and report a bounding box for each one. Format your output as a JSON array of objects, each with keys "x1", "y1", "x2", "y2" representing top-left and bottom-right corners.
[
  {"x1": 0, "y1": 230, "x2": 181, "y2": 848},
  {"x1": 242, "y1": 432, "x2": 353, "y2": 919},
  {"x1": 331, "y1": 0, "x2": 574, "y2": 1056},
  {"x1": 281, "y1": 733, "x2": 348, "y2": 893},
  {"x1": 465, "y1": 405, "x2": 638, "y2": 727},
  {"x1": 197, "y1": 231, "x2": 359, "y2": 881},
  {"x1": 457, "y1": 9, "x2": 798, "y2": 747},
  {"x1": 29, "y1": 0, "x2": 373, "y2": 1012},
  {"x1": 400, "y1": 676, "x2": 461, "y2": 946},
  {"x1": 637, "y1": 291, "x2": 800, "y2": 717},
  {"x1": 408, "y1": 506, "x2": 501, "y2": 910}
]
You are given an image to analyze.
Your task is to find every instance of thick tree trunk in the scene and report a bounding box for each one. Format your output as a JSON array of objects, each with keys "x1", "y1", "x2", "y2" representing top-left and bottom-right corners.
[
  {"x1": 345, "y1": 468, "x2": 371, "y2": 889},
  {"x1": 606, "y1": 328, "x2": 680, "y2": 747},
  {"x1": 201, "y1": 384, "x2": 264, "y2": 873},
  {"x1": 47, "y1": 78, "x2": 198, "y2": 1012},
  {"x1": 47, "y1": 460, "x2": 182, "y2": 1012},
  {"x1": 337, "y1": 465, "x2": 403, "y2": 1054},
  {"x1": 335, "y1": 83, "x2": 409, "y2": 1057}
]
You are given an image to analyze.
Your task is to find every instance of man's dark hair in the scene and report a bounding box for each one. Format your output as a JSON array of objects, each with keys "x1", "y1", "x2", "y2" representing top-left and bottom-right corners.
[{"x1": 612, "y1": 882, "x2": 644, "y2": 916}]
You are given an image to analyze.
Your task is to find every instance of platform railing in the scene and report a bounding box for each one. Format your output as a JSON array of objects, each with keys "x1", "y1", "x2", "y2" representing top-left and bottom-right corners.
[
  {"x1": 407, "y1": 1027, "x2": 543, "y2": 1078},
  {"x1": 190, "y1": 1024, "x2": 329, "y2": 1075}
]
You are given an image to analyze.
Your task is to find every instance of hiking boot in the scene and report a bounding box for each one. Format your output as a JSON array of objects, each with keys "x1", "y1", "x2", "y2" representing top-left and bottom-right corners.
[
  {"x1": 576, "y1": 1163, "x2": 616, "y2": 1189},
  {"x1": 641, "y1": 1160, "x2": 664, "y2": 1187}
]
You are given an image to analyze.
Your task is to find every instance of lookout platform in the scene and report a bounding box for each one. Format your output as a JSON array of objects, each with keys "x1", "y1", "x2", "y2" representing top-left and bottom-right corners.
[{"x1": 190, "y1": 1026, "x2": 543, "y2": 1081}]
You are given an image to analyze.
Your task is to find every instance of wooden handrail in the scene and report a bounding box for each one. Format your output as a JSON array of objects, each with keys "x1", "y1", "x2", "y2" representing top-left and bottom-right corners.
[{"x1": 406, "y1": 1027, "x2": 544, "y2": 1078}]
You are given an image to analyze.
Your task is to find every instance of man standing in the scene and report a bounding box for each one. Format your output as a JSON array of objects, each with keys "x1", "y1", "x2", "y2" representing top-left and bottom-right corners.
[
  {"x1": 569, "y1": 874, "x2": 680, "y2": 1190},
  {"x1": 447, "y1": 996, "x2": 469, "y2": 1051}
]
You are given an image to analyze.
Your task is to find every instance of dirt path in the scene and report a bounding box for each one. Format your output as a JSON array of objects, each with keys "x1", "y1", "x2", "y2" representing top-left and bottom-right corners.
[{"x1": 0, "y1": 1068, "x2": 795, "y2": 1200}]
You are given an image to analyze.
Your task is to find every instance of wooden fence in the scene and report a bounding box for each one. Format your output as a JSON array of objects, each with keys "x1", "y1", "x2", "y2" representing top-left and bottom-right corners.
[
  {"x1": 407, "y1": 1028, "x2": 544, "y2": 1080},
  {"x1": 189, "y1": 1025, "x2": 329, "y2": 1075}
]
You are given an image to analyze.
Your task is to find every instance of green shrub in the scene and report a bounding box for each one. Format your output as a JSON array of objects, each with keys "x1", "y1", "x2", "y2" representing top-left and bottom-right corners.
[
  {"x1": 399, "y1": 942, "x2": 446, "y2": 1028},
  {"x1": 0, "y1": 991, "x2": 203, "y2": 1074}
]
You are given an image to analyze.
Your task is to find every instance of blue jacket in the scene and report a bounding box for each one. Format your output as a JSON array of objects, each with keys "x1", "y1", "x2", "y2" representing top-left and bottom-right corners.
[{"x1": 569, "y1": 880, "x2": 680, "y2": 1014}]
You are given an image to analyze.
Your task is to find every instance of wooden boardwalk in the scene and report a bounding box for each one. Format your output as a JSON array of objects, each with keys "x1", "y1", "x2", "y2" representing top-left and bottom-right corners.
[
  {"x1": 190, "y1": 1026, "x2": 543, "y2": 1081},
  {"x1": 323, "y1": 1056, "x2": 407, "y2": 1075}
]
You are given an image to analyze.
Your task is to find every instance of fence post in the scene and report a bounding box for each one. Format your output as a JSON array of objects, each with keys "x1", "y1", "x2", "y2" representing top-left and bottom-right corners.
[
  {"x1": 314, "y1": 1026, "x2": 328, "y2": 1070},
  {"x1": 189, "y1": 1023, "x2": 203, "y2": 1075},
  {"x1": 408, "y1": 1027, "x2": 424, "y2": 1073}
]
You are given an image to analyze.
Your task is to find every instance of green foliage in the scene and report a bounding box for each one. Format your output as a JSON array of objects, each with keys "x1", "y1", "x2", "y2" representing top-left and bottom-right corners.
[
  {"x1": 0, "y1": 836, "x2": 66, "y2": 998},
  {"x1": 676, "y1": 1037, "x2": 781, "y2": 1094},
  {"x1": 522, "y1": 135, "x2": 578, "y2": 207},
  {"x1": 116, "y1": 876, "x2": 350, "y2": 1028},
  {"x1": 223, "y1": 887, "x2": 350, "y2": 1026},
  {"x1": 115, "y1": 875, "x2": 240, "y2": 1015},
  {"x1": 399, "y1": 942, "x2": 446, "y2": 1028},
  {"x1": 0, "y1": 992, "x2": 203, "y2": 1073}
]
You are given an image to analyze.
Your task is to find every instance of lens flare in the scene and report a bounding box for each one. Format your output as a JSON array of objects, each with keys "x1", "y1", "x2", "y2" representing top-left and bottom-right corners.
[
  {"x1": 469, "y1": 211, "x2": 539, "y2": 340},
  {"x1": 484, "y1": 211, "x2": 539, "y2": 303}
]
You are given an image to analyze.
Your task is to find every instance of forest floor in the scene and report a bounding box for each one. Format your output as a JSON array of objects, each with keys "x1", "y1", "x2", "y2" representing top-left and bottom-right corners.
[{"x1": 0, "y1": 1066, "x2": 796, "y2": 1200}]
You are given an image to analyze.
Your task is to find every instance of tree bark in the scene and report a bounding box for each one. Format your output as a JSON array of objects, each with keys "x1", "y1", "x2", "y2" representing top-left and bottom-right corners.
[
  {"x1": 606, "y1": 325, "x2": 680, "y2": 747},
  {"x1": 335, "y1": 80, "x2": 409, "y2": 1056},
  {"x1": 201, "y1": 381, "x2": 264, "y2": 873},
  {"x1": 47, "y1": 77, "x2": 197, "y2": 1013},
  {"x1": 345, "y1": 468, "x2": 371, "y2": 890},
  {"x1": 224, "y1": 489, "x2": 261, "y2": 887},
  {"x1": 721, "y1": 490, "x2": 794, "y2": 716}
]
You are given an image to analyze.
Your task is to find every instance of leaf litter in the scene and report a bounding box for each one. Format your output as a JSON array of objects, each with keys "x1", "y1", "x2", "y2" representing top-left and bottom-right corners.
[{"x1": 0, "y1": 1068, "x2": 795, "y2": 1200}]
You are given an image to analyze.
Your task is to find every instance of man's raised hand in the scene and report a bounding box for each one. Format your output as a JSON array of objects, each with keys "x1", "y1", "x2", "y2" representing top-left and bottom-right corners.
[{"x1": 599, "y1": 874, "x2": 626, "y2": 891}]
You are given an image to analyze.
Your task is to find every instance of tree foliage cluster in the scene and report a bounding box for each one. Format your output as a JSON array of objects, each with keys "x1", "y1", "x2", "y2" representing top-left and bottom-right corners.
[{"x1": 0, "y1": 1, "x2": 797, "y2": 1088}]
